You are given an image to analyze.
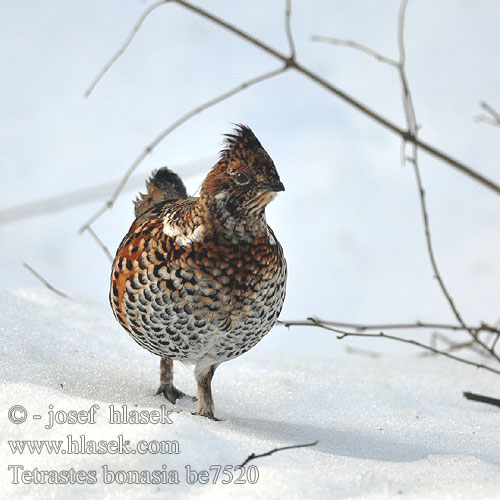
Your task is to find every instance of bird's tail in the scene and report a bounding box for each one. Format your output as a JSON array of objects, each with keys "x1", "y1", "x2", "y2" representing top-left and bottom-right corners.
[{"x1": 134, "y1": 167, "x2": 188, "y2": 217}]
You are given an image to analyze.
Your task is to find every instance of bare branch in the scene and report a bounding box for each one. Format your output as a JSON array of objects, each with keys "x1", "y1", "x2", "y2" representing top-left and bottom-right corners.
[
  {"x1": 280, "y1": 318, "x2": 500, "y2": 376},
  {"x1": 391, "y1": 0, "x2": 499, "y2": 362},
  {"x1": 85, "y1": 0, "x2": 500, "y2": 195},
  {"x1": 85, "y1": 0, "x2": 171, "y2": 97},
  {"x1": 480, "y1": 101, "x2": 500, "y2": 122},
  {"x1": 397, "y1": 0, "x2": 417, "y2": 137},
  {"x1": 309, "y1": 1, "x2": 495, "y2": 362},
  {"x1": 86, "y1": 225, "x2": 113, "y2": 261},
  {"x1": 475, "y1": 117, "x2": 500, "y2": 127},
  {"x1": 23, "y1": 262, "x2": 68, "y2": 298},
  {"x1": 311, "y1": 35, "x2": 399, "y2": 68},
  {"x1": 79, "y1": 66, "x2": 287, "y2": 233},
  {"x1": 463, "y1": 391, "x2": 500, "y2": 408},
  {"x1": 172, "y1": 0, "x2": 500, "y2": 195},
  {"x1": 1, "y1": 160, "x2": 207, "y2": 227},
  {"x1": 174, "y1": 0, "x2": 286, "y2": 61},
  {"x1": 284, "y1": 0, "x2": 296, "y2": 60},
  {"x1": 278, "y1": 319, "x2": 500, "y2": 334},
  {"x1": 426, "y1": 332, "x2": 485, "y2": 357},
  {"x1": 0, "y1": 174, "x2": 146, "y2": 226},
  {"x1": 425, "y1": 325, "x2": 500, "y2": 359},
  {"x1": 492, "y1": 333, "x2": 500, "y2": 352},
  {"x1": 475, "y1": 101, "x2": 500, "y2": 128},
  {"x1": 239, "y1": 441, "x2": 318, "y2": 467}
]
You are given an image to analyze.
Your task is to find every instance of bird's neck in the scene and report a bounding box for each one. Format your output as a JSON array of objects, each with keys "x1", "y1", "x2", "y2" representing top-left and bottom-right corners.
[{"x1": 196, "y1": 193, "x2": 269, "y2": 244}]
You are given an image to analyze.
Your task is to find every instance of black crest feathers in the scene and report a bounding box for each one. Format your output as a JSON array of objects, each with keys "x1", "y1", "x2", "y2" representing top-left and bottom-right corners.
[{"x1": 220, "y1": 124, "x2": 265, "y2": 160}]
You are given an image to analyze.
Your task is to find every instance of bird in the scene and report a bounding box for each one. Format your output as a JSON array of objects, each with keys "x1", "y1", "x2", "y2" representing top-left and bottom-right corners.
[{"x1": 110, "y1": 124, "x2": 287, "y2": 420}]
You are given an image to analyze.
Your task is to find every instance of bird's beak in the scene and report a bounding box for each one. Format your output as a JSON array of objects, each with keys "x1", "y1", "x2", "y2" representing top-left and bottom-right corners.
[{"x1": 264, "y1": 180, "x2": 285, "y2": 192}]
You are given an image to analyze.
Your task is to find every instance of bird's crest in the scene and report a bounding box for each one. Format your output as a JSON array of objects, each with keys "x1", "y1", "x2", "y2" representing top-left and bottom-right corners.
[{"x1": 220, "y1": 124, "x2": 267, "y2": 161}]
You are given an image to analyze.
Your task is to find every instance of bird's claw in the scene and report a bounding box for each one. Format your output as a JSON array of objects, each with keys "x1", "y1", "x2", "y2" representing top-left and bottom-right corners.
[
  {"x1": 156, "y1": 384, "x2": 196, "y2": 404},
  {"x1": 191, "y1": 410, "x2": 220, "y2": 421}
]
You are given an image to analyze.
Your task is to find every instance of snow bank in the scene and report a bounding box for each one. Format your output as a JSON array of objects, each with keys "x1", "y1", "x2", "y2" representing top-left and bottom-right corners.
[{"x1": 1, "y1": 288, "x2": 499, "y2": 499}]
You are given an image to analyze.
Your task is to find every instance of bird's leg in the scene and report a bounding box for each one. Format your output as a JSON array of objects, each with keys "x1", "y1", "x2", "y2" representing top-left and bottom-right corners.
[
  {"x1": 195, "y1": 363, "x2": 219, "y2": 420},
  {"x1": 156, "y1": 357, "x2": 189, "y2": 404}
]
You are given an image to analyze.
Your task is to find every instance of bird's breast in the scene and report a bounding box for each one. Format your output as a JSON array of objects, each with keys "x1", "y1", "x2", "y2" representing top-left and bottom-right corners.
[{"x1": 110, "y1": 217, "x2": 286, "y2": 360}]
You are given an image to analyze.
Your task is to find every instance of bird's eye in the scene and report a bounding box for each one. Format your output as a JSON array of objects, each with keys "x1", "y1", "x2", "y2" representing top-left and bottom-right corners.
[{"x1": 235, "y1": 171, "x2": 249, "y2": 184}]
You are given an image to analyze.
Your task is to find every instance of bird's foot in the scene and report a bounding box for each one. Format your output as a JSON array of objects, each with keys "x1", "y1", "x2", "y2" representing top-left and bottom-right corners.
[
  {"x1": 191, "y1": 410, "x2": 220, "y2": 421},
  {"x1": 156, "y1": 384, "x2": 197, "y2": 404}
]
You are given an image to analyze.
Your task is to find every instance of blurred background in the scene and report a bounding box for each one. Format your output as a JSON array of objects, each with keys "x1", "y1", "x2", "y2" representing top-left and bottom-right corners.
[{"x1": 1, "y1": 0, "x2": 499, "y2": 359}]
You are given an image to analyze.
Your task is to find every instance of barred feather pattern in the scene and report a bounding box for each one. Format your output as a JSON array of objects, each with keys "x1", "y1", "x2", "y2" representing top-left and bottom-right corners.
[{"x1": 109, "y1": 125, "x2": 287, "y2": 418}]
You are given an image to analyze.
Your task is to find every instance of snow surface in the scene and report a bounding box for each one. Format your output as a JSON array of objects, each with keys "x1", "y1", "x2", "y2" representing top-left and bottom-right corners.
[{"x1": 1, "y1": 288, "x2": 500, "y2": 499}]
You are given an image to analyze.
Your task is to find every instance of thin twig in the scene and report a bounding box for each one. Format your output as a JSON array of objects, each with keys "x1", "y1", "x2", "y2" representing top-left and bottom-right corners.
[
  {"x1": 311, "y1": 36, "x2": 399, "y2": 67},
  {"x1": 475, "y1": 101, "x2": 500, "y2": 128},
  {"x1": 463, "y1": 391, "x2": 500, "y2": 408},
  {"x1": 491, "y1": 334, "x2": 500, "y2": 352},
  {"x1": 426, "y1": 332, "x2": 484, "y2": 357},
  {"x1": 312, "y1": 0, "x2": 498, "y2": 362},
  {"x1": 172, "y1": 0, "x2": 500, "y2": 195},
  {"x1": 480, "y1": 102, "x2": 500, "y2": 122},
  {"x1": 86, "y1": 225, "x2": 113, "y2": 261},
  {"x1": 0, "y1": 161, "x2": 207, "y2": 227},
  {"x1": 23, "y1": 262, "x2": 68, "y2": 298},
  {"x1": 476, "y1": 117, "x2": 500, "y2": 127},
  {"x1": 282, "y1": 318, "x2": 500, "y2": 376},
  {"x1": 0, "y1": 175, "x2": 143, "y2": 226},
  {"x1": 240, "y1": 441, "x2": 318, "y2": 467},
  {"x1": 86, "y1": 0, "x2": 500, "y2": 196},
  {"x1": 284, "y1": 0, "x2": 296, "y2": 59},
  {"x1": 278, "y1": 319, "x2": 499, "y2": 334},
  {"x1": 280, "y1": 318, "x2": 500, "y2": 359},
  {"x1": 393, "y1": 0, "x2": 498, "y2": 362},
  {"x1": 85, "y1": 0, "x2": 171, "y2": 97},
  {"x1": 79, "y1": 66, "x2": 287, "y2": 233}
]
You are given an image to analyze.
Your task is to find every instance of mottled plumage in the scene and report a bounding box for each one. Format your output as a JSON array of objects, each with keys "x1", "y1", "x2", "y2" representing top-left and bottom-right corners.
[{"x1": 110, "y1": 125, "x2": 287, "y2": 419}]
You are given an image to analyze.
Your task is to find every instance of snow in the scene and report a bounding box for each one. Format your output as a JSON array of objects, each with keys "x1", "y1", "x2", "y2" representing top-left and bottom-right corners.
[{"x1": 1, "y1": 288, "x2": 500, "y2": 499}]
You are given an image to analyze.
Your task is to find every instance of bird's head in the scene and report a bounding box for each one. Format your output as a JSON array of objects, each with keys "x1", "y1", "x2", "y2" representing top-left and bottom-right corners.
[{"x1": 200, "y1": 125, "x2": 284, "y2": 218}]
